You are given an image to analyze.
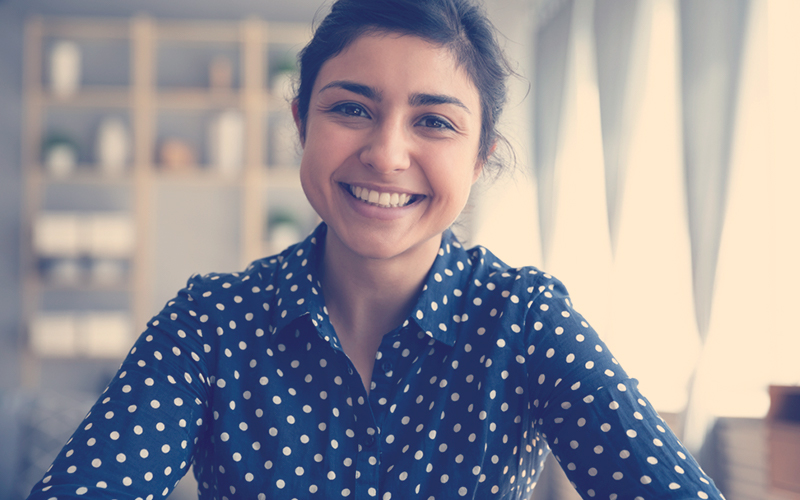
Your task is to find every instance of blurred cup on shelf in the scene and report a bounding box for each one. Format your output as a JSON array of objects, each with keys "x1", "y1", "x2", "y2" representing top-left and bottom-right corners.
[
  {"x1": 44, "y1": 143, "x2": 77, "y2": 177},
  {"x1": 90, "y1": 258, "x2": 126, "y2": 285},
  {"x1": 30, "y1": 313, "x2": 79, "y2": 357},
  {"x1": 49, "y1": 40, "x2": 81, "y2": 98},
  {"x1": 48, "y1": 257, "x2": 83, "y2": 285},
  {"x1": 42, "y1": 132, "x2": 79, "y2": 177},
  {"x1": 209, "y1": 56, "x2": 233, "y2": 91},
  {"x1": 95, "y1": 117, "x2": 129, "y2": 175},
  {"x1": 159, "y1": 138, "x2": 196, "y2": 171}
]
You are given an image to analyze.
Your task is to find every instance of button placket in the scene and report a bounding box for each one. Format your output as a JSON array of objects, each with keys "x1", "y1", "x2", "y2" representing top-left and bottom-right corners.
[{"x1": 353, "y1": 400, "x2": 381, "y2": 500}]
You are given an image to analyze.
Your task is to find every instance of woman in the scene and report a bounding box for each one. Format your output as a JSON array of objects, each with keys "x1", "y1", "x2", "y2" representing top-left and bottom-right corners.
[{"x1": 27, "y1": 0, "x2": 724, "y2": 499}]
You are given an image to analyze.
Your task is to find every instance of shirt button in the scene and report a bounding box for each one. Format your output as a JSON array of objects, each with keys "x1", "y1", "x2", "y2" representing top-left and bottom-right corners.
[
  {"x1": 364, "y1": 435, "x2": 376, "y2": 447},
  {"x1": 381, "y1": 361, "x2": 393, "y2": 373}
]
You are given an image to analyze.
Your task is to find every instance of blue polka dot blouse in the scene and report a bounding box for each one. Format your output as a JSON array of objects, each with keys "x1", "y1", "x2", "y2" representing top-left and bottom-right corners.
[{"x1": 27, "y1": 222, "x2": 723, "y2": 500}]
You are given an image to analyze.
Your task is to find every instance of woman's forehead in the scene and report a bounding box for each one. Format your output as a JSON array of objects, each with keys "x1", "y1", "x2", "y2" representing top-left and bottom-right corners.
[{"x1": 312, "y1": 32, "x2": 479, "y2": 104}]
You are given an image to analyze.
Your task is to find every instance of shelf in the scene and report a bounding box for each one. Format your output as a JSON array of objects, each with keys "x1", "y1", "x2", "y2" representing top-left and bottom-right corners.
[
  {"x1": 40, "y1": 87, "x2": 131, "y2": 108},
  {"x1": 23, "y1": 272, "x2": 131, "y2": 293},
  {"x1": 36, "y1": 281, "x2": 132, "y2": 293},
  {"x1": 155, "y1": 21, "x2": 241, "y2": 43},
  {"x1": 154, "y1": 89, "x2": 288, "y2": 110},
  {"x1": 154, "y1": 167, "x2": 247, "y2": 186},
  {"x1": 21, "y1": 14, "x2": 313, "y2": 381},
  {"x1": 157, "y1": 88, "x2": 243, "y2": 109},
  {"x1": 40, "y1": 17, "x2": 131, "y2": 40},
  {"x1": 31, "y1": 164, "x2": 135, "y2": 185},
  {"x1": 153, "y1": 165, "x2": 302, "y2": 187}
]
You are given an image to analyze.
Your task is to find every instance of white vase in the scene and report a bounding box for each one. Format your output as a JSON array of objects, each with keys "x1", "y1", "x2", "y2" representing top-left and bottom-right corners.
[
  {"x1": 208, "y1": 109, "x2": 244, "y2": 176},
  {"x1": 50, "y1": 40, "x2": 81, "y2": 98},
  {"x1": 95, "y1": 117, "x2": 129, "y2": 175}
]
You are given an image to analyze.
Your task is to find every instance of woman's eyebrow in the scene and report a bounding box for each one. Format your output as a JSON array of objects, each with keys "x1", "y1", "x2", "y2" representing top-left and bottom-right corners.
[
  {"x1": 317, "y1": 80, "x2": 470, "y2": 113},
  {"x1": 409, "y1": 93, "x2": 471, "y2": 113},
  {"x1": 318, "y1": 80, "x2": 381, "y2": 101}
]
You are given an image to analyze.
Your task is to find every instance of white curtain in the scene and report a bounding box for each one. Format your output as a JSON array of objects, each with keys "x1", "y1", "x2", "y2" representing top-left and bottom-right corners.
[
  {"x1": 605, "y1": 0, "x2": 700, "y2": 416},
  {"x1": 532, "y1": 0, "x2": 574, "y2": 266},
  {"x1": 527, "y1": 0, "x2": 702, "y2": 414},
  {"x1": 593, "y1": 0, "x2": 641, "y2": 253},
  {"x1": 678, "y1": 0, "x2": 750, "y2": 344},
  {"x1": 475, "y1": 0, "x2": 799, "y2": 460},
  {"x1": 688, "y1": 0, "x2": 800, "y2": 449},
  {"x1": 519, "y1": 0, "x2": 800, "y2": 454}
]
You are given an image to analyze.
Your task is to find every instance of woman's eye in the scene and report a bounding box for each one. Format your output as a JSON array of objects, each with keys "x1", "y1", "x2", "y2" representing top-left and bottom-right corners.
[
  {"x1": 332, "y1": 103, "x2": 369, "y2": 118},
  {"x1": 418, "y1": 116, "x2": 454, "y2": 130}
]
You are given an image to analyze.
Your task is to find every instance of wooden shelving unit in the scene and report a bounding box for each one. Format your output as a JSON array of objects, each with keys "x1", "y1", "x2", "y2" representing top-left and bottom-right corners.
[{"x1": 20, "y1": 14, "x2": 316, "y2": 386}]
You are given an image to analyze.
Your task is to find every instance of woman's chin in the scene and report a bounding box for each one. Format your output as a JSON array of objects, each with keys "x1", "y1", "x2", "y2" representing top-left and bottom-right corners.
[{"x1": 326, "y1": 224, "x2": 441, "y2": 265}]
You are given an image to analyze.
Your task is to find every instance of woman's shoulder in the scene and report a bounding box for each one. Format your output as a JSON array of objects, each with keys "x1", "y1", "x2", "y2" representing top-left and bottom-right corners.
[
  {"x1": 183, "y1": 231, "x2": 322, "y2": 297},
  {"x1": 457, "y1": 238, "x2": 563, "y2": 302},
  {"x1": 181, "y1": 256, "x2": 281, "y2": 299}
]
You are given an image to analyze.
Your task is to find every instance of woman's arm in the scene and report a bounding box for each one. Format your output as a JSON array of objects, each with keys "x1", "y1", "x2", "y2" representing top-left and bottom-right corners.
[
  {"x1": 25, "y1": 276, "x2": 213, "y2": 500},
  {"x1": 525, "y1": 275, "x2": 723, "y2": 500}
]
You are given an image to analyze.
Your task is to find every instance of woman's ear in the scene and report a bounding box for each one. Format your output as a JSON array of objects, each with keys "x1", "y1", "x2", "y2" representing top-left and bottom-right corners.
[
  {"x1": 472, "y1": 160, "x2": 484, "y2": 183},
  {"x1": 291, "y1": 99, "x2": 306, "y2": 147},
  {"x1": 473, "y1": 142, "x2": 497, "y2": 183}
]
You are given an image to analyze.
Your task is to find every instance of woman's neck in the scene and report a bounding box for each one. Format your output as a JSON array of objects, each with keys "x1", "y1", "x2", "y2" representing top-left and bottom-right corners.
[{"x1": 320, "y1": 230, "x2": 441, "y2": 341}]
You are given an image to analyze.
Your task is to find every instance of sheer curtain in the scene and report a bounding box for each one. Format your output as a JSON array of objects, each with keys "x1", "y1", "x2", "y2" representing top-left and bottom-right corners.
[
  {"x1": 689, "y1": 0, "x2": 800, "y2": 445},
  {"x1": 524, "y1": 0, "x2": 702, "y2": 414},
  {"x1": 474, "y1": 0, "x2": 800, "y2": 458}
]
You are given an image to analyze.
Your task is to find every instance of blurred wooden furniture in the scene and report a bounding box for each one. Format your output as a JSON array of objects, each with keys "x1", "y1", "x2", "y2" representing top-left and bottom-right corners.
[
  {"x1": 767, "y1": 385, "x2": 800, "y2": 499},
  {"x1": 20, "y1": 15, "x2": 315, "y2": 388}
]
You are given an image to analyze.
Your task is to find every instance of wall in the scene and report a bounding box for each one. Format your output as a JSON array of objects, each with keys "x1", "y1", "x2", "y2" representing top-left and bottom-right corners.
[{"x1": 0, "y1": 2, "x2": 26, "y2": 392}]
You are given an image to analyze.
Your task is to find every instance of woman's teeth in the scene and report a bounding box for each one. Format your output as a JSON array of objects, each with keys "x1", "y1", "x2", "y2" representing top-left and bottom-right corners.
[{"x1": 349, "y1": 185, "x2": 415, "y2": 208}]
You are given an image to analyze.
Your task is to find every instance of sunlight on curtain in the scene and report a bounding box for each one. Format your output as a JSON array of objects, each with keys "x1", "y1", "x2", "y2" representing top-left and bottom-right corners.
[
  {"x1": 698, "y1": 0, "x2": 800, "y2": 419},
  {"x1": 478, "y1": 0, "x2": 797, "y2": 420},
  {"x1": 545, "y1": 0, "x2": 614, "y2": 338},
  {"x1": 542, "y1": 0, "x2": 700, "y2": 415},
  {"x1": 765, "y1": 0, "x2": 800, "y2": 387},
  {"x1": 606, "y1": 0, "x2": 700, "y2": 414}
]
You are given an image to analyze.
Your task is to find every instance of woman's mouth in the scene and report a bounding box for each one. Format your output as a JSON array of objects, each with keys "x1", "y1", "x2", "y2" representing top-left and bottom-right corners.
[{"x1": 343, "y1": 183, "x2": 422, "y2": 208}]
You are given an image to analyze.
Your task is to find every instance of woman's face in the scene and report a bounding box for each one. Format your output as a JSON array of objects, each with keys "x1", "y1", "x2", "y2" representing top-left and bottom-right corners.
[{"x1": 296, "y1": 32, "x2": 484, "y2": 263}]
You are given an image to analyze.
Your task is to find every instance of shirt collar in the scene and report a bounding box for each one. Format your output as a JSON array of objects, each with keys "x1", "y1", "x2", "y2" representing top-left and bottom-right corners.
[
  {"x1": 267, "y1": 223, "x2": 477, "y2": 348},
  {"x1": 267, "y1": 223, "x2": 336, "y2": 345},
  {"x1": 405, "y1": 229, "x2": 476, "y2": 347}
]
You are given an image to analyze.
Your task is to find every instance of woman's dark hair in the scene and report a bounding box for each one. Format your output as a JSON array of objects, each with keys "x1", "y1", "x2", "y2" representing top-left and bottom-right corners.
[{"x1": 294, "y1": 0, "x2": 514, "y2": 170}]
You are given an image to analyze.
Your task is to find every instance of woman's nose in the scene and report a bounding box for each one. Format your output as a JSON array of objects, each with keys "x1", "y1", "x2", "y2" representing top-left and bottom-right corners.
[{"x1": 358, "y1": 120, "x2": 411, "y2": 174}]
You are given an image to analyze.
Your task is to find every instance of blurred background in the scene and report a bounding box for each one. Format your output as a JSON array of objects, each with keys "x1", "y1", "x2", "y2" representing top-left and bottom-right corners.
[{"x1": 0, "y1": 0, "x2": 797, "y2": 498}]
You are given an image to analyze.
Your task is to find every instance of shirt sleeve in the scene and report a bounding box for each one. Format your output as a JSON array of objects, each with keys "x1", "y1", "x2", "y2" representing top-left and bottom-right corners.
[
  {"x1": 524, "y1": 274, "x2": 724, "y2": 500},
  {"x1": 26, "y1": 275, "x2": 213, "y2": 500}
]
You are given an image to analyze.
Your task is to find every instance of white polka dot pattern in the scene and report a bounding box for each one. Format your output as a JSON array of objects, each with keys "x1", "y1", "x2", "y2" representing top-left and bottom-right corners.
[{"x1": 26, "y1": 223, "x2": 723, "y2": 500}]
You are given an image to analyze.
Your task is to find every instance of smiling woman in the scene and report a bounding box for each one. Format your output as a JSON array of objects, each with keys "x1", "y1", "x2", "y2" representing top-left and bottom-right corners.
[{"x1": 25, "y1": 1, "x2": 725, "y2": 500}]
